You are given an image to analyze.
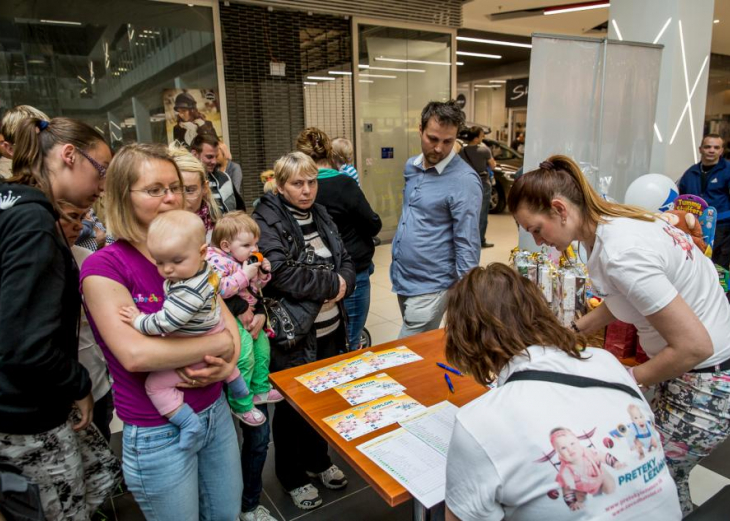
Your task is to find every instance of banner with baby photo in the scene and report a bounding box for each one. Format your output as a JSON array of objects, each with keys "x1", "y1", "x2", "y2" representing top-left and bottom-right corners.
[{"x1": 163, "y1": 89, "x2": 222, "y2": 150}]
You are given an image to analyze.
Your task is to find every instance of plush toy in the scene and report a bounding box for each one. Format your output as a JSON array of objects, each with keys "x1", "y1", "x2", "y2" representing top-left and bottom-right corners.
[{"x1": 659, "y1": 210, "x2": 708, "y2": 254}]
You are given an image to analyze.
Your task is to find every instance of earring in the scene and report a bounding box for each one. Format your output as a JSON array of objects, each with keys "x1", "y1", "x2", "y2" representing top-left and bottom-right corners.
[{"x1": 562, "y1": 219, "x2": 566, "y2": 225}]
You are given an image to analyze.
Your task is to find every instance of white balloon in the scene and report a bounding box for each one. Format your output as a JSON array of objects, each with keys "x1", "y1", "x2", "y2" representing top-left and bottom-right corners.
[{"x1": 624, "y1": 173, "x2": 679, "y2": 212}]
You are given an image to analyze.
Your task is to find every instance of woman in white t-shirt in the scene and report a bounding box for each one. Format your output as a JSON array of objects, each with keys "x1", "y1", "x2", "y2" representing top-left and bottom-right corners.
[
  {"x1": 443, "y1": 264, "x2": 680, "y2": 521},
  {"x1": 507, "y1": 155, "x2": 730, "y2": 515}
]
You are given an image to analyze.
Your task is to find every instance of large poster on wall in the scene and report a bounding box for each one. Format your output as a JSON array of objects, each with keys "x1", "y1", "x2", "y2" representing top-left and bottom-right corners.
[
  {"x1": 163, "y1": 89, "x2": 222, "y2": 149},
  {"x1": 505, "y1": 78, "x2": 529, "y2": 108}
]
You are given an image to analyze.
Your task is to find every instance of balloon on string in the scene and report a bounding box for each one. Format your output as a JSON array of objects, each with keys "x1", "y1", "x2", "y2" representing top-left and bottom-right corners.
[{"x1": 624, "y1": 174, "x2": 679, "y2": 212}]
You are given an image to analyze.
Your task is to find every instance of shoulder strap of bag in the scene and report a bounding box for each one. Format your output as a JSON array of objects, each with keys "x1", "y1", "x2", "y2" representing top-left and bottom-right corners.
[{"x1": 504, "y1": 369, "x2": 642, "y2": 400}]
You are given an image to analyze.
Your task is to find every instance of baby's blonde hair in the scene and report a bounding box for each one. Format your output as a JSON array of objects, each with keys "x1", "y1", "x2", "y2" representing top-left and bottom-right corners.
[
  {"x1": 148, "y1": 209, "x2": 206, "y2": 249},
  {"x1": 1, "y1": 105, "x2": 49, "y2": 144},
  {"x1": 259, "y1": 169, "x2": 275, "y2": 184},
  {"x1": 211, "y1": 211, "x2": 260, "y2": 248}
]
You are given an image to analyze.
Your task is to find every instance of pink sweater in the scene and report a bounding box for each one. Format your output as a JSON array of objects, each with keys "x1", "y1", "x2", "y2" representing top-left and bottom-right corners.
[{"x1": 206, "y1": 247, "x2": 271, "y2": 307}]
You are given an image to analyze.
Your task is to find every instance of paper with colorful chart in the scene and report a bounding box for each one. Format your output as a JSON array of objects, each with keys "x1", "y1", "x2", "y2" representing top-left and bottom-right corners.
[{"x1": 334, "y1": 373, "x2": 406, "y2": 405}]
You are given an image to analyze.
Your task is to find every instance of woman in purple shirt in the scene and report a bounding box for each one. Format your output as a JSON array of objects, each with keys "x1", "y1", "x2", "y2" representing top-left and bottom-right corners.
[{"x1": 81, "y1": 143, "x2": 243, "y2": 520}]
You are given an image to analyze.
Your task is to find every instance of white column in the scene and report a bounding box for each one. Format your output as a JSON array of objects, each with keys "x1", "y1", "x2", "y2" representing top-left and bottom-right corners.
[{"x1": 609, "y1": 0, "x2": 714, "y2": 179}]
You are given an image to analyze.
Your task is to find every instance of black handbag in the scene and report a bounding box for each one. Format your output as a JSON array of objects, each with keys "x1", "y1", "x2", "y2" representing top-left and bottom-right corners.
[
  {"x1": 504, "y1": 370, "x2": 642, "y2": 400},
  {"x1": 264, "y1": 244, "x2": 335, "y2": 350},
  {"x1": 0, "y1": 463, "x2": 46, "y2": 521}
]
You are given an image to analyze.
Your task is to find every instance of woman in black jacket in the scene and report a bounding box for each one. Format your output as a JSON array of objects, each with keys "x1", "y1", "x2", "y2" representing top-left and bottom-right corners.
[
  {"x1": 253, "y1": 151, "x2": 356, "y2": 511},
  {"x1": 296, "y1": 127, "x2": 382, "y2": 350},
  {"x1": 0, "y1": 117, "x2": 120, "y2": 520}
]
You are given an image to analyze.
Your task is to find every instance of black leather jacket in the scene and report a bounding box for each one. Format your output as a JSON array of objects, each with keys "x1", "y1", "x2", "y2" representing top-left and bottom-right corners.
[{"x1": 253, "y1": 193, "x2": 356, "y2": 370}]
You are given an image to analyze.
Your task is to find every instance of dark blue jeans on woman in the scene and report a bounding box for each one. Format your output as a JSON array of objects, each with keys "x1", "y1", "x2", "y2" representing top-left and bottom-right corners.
[{"x1": 344, "y1": 263, "x2": 375, "y2": 350}]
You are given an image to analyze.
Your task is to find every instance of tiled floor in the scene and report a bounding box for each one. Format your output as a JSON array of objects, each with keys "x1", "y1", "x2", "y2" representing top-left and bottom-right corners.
[{"x1": 103, "y1": 213, "x2": 730, "y2": 520}]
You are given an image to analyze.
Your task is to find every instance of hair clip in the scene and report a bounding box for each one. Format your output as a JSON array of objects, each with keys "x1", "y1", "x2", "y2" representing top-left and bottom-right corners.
[
  {"x1": 37, "y1": 120, "x2": 49, "y2": 131},
  {"x1": 539, "y1": 160, "x2": 555, "y2": 171}
]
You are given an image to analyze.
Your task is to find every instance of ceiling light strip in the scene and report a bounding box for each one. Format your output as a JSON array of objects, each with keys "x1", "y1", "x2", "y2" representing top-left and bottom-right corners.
[{"x1": 456, "y1": 36, "x2": 532, "y2": 49}]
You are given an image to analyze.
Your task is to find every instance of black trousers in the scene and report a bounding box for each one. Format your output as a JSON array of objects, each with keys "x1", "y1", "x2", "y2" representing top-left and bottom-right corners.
[
  {"x1": 272, "y1": 325, "x2": 345, "y2": 491},
  {"x1": 92, "y1": 389, "x2": 114, "y2": 442},
  {"x1": 712, "y1": 223, "x2": 730, "y2": 270}
]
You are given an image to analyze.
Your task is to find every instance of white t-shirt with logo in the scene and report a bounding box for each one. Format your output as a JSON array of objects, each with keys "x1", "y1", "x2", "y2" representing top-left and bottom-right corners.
[
  {"x1": 445, "y1": 346, "x2": 680, "y2": 521},
  {"x1": 586, "y1": 217, "x2": 730, "y2": 368}
]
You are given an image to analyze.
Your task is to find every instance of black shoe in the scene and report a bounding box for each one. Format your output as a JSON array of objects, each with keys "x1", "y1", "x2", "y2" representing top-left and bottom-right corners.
[{"x1": 481, "y1": 242, "x2": 494, "y2": 248}]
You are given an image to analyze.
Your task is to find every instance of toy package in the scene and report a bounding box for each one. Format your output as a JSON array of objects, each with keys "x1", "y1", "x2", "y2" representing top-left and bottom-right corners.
[
  {"x1": 604, "y1": 321, "x2": 638, "y2": 359},
  {"x1": 672, "y1": 194, "x2": 717, "y2": 255}
]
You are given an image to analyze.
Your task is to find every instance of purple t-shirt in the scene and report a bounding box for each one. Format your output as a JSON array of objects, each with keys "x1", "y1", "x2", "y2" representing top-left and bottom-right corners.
[{"x1": 80, "y1": 240, "x2": 222, "y2": 427}]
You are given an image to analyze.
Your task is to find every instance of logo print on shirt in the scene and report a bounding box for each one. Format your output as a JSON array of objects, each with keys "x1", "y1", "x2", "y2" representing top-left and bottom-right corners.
[
  {"x1": 662, "y1": 224, "x2": 694, "y2": 260},
  {"x1": 133, "y1": 293, "x2": 160, "y2": 303},
  {"x1": 711, "y1": 178, "x2": 719, "y2": 184}
]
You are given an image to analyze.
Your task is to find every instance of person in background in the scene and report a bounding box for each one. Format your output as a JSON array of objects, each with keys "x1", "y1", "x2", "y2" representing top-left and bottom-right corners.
[
  {"x1": 217, "y1": 140, "x2": 244, "y2": 196},
  {"x1": 511, "y1": 132, "x2": 525, "y2": 154},
  {"x1": 677, "y1": 134, "x2": 730, "y2": 269},
  {"x1": 460, "y1": 126, "x2": 497, "y2": 248},
  {"x1": 391, "y1": 100, "x2": 482, "y2": 338},
  {"x1": 297, "y1": 127, "x2": 382, "y2": 350},
  {"x1": 58, "y1": 201, "x2": 114, "y2": 441},
  {"x1": 254, "y1": 152, "x2": 355, "y2": 511},
  {"x1": 0, "y1": 104, "x2": 49, "y2": 178},
  {"x1": 443, "y1": 265, "x2": 681, "y2": 521},
  {"x1": 172, "y1": 92, "x2": 217, "y2": 150},
  {"x1": 0, "y1": 116, "x2": 120, "y2": 520},
  {"x1": 509, "y1": 154, "x2": 730, "y2": 515},
  {"x1": 331, "y1": 137, "x2": 360, "y2": 186},
  {"x1": 81, "y1": 143, "x2": 242, "y2": 520},
  {"x1": 169, "y1": 145, "x2": 220, "y2": 240},
  {"x1": 191, "y1": 134, "x2": 245, "y2": 214}
]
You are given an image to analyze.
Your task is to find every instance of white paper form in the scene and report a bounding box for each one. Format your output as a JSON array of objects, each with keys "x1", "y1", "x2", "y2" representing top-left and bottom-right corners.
[{"x1": 356, "y1": 401, "x2": 459, "y2": 508}]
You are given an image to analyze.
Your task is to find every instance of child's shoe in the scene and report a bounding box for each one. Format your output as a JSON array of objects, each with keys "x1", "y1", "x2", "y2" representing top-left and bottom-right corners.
[
  {"x1": 288, "y1": 484, "x2": 322, "y2": 510},
  {"x1": 168, "y1": 404, "x2": 204, "y2": 451},
  {"x1": 232, "y1": 408, "x2": 267, "y2": 427},
  {"x1": 252, "y1": 389, "x2": 284, "y2": 405},
  {"x1": 228, "y1": 376, "x2": 250, "y2": 399}
]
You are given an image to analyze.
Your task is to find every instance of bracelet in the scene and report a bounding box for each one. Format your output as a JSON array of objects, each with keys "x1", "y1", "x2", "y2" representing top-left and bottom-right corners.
[{"x1": 570, "y1": 321, "x2": 581, "y2": 333}]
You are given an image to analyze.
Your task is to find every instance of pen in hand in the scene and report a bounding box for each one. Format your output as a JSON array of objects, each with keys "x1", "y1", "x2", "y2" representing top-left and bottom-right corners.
[
  {"x1": 437, "y1": 362, "x2": 463, "y2": 376},
  {"x1": 444, "y1": 373, "x2": 455, "y2": 394}
]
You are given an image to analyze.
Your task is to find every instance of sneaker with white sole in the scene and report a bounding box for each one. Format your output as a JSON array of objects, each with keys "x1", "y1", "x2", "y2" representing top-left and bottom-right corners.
[
  {"x1": 232, "y1": 408, "x2": 267, "y2": 427},
  {"x1": 289, "y1": 484, "x2": 322, "y2": 510},
  {"x1": 306, "y1": 464, "x2": 348, "y2": 490},
  {"x1": 239, "y1": 505, "x2": 278, "y2": 521},
  {"x1": 252, "y1": 389, "x2": 284, "y2": 405}
]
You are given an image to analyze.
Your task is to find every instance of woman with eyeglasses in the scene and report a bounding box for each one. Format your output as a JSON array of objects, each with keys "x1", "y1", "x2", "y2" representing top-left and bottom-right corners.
[
  {"x1": 0, "y1": 117, "x2": 121, "y2": 520},
  {"x1": 81, "y1": 143, "x2": 243, "y2": 520}
]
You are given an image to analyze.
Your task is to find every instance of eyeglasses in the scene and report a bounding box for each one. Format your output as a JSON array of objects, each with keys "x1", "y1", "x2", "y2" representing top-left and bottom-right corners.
[
  {"x1": 76, "y1": 147, "x2": 107, "y2": 179},
  {"x1": 183, "y1": 185, "x2": 201, "y2": 195},
  {"x1": 130, "y1": 185, "x2": 185, "y2": 197}
]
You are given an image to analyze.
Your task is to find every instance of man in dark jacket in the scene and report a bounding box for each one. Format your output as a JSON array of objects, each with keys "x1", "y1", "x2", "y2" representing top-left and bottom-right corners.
[
  {"x1": 678, "y1": 134, "x2": 730, "y2": 268},
  {"x1": 191, "y1": 134, "x2": 246, "y2": 214}
]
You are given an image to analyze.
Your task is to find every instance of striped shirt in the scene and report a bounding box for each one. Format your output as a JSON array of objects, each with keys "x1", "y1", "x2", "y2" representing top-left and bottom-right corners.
[
  {"x1": 339, "y1": 164, "x2": 360, "y2": 186},
  {"x1": 133, "y1": 263, "x2": 222, "y2": 336},
  {"x1": 286, "y1": 205, "x2": 341, "y2": 338}
]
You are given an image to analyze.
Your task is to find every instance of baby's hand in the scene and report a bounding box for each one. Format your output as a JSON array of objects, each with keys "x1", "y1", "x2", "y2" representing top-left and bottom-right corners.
[
  {"x1": 260, "y1": 257, "x2": 271, "y2": 274},
  {"x1": 570, "y1": 501, "x2": 584, "y2": 512},
  {"x1": 242, "y1": 262, "x2": 260, "y2": 281},
  {"x1": 119, "y1": 306, "x2": 140, "y2": 324},
  {"x1": 238, "y1": 307, "x2": 255, "y2": 328}
]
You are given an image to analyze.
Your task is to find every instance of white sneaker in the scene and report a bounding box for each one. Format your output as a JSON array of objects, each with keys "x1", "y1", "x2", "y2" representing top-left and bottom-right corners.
[
  {"x1": 231, "y1": 408, "x2": 267, "y2": 427},
  {"x1": 289, "y1": 483, "x2": 322, "y2": 510},
  {"x1": 306, "y1": 464, "x2": 348, "y2": 490},
  {"x1": 239, "y1": 505, "x2": 278, "y2": 521}
]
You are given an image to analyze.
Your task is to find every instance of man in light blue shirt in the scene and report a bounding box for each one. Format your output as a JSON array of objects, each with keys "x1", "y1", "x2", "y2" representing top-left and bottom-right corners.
[{"x1": 391, "y1": 100, "x2": 482, "y2": 338}]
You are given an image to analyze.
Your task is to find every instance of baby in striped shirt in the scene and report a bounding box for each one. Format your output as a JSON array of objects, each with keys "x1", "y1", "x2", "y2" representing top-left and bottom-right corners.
[{"x1": 120, "y1": 210, "x2": 248, "y2": 450}]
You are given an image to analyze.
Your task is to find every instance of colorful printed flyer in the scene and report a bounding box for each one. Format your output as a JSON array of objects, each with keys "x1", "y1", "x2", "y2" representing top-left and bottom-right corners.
[
  {"x1": 334, "y1": 373, "x2": 406, "y2": 405},
  {"x1": 368, "y1": 346, "x2": 423, "y2": 371},
  {"x1": 295, "y1": 352, "x2": 377, "y2": 393},
  {"x1": 323, "y1": 393, "x2": 426, "y2": 442}
]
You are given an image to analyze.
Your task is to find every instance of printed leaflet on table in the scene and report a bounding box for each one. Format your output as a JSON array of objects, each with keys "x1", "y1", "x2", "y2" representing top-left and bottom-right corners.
[{"x1": 334, "y1": 373, "x2": 406, "y2": 406}]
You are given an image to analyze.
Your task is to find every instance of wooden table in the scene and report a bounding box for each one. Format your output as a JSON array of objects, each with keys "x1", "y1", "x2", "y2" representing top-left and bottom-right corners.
[{"x1": 269, "y1": 329, "x2": 488, "y2": 512}]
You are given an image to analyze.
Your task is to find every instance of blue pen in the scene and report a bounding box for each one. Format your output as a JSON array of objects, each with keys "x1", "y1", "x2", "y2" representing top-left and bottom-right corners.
[
  {"x1": 444, "y1": 373, "x2": 455, "y2": 393},
  {"x1": 437, "y1": 362, "x2": 463, "y2": 376}
]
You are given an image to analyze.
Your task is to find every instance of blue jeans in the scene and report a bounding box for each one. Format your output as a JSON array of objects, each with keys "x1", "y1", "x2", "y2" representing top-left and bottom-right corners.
[
  {"x1": 122, "y1": 393, "x2": 243, "y2": 521},
  {"x1": 344, "y1": 264, "x2": 374, "y2": 351},
  {"x1": 239, "y1": 404, "x2": 270, "y2": 513},
  {"x1": 479, "y1": 176, "x2": 492, "y2": 244}
]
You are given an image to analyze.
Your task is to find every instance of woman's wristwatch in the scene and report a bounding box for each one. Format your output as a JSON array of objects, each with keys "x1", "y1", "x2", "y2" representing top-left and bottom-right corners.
[{"x1": 570, "y1": 321, "x2": 581, "y2": 333}]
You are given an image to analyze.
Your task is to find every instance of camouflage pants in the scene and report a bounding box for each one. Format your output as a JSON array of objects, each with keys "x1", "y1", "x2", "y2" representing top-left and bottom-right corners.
[
  {"x1": 0, "y1": 413, "x2": 121, "y2": 521},
  {"x1": 652, "y1": 369, "x2": 730, "y2": 516}
]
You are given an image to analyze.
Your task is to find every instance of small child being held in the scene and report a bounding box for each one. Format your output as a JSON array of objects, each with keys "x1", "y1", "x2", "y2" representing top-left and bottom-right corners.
[
  {"x1": 119, "y1": 210, "x2": 248, "y2": 449},
  {"x1": 207, "y1": 211, "x2": 283, "y2": 427}
]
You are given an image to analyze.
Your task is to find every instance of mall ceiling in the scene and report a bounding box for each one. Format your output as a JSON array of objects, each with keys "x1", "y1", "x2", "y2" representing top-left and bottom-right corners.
[{"x1": 458, "y1": 0, "x2": 730, "y2": 76}]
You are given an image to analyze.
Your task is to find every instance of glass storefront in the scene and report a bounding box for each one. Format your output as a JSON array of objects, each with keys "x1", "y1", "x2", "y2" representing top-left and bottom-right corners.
[{"x1": 0, "y1": 0, "x2": 220, "y2": 150}]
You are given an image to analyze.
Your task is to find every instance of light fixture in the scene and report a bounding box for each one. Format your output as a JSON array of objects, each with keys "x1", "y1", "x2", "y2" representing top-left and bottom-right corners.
[
  {"x1": 303, "y1": 81, "x2": 318, "y2": 85},
  {"x1": 307, "y1": 76, "x2": 335, "y2": 81},
  {"x1": 474, "y1": 84, "x2": 502, "y2": 88},
  {"x1": 611, "y1": 19, "x2": 623, "y2": 41},
  {"x1": 714, "y1": 19, "x2": 720, "y2": 24},
  {"x1": 456, "y1": 36, "x2": 532, "y2": 49},
  {"x1": 77, "y1": 75, "x2": 87, "y2": 83},
  {"x1": 375, "y1": 57, "x2": 452, "y2": 66},
  {"x1": 653, "y1": 18, "x2": 672, "y2": 44},
  {"x1": 359, "y1": 80, "x2": 374, "y2": 83},
  {"x1": 489, "y1": 80, "x2": 506, "y2": 84},
  {"x1": 328, "y1": 71, "x2": 352, "y2": 75},
  {"x1": 40, "y1": 19, "x2": 82, "y2": 25},
  {"x1": 358, "y1": 65, "x2": 425, "y2": 73},
  {"x1": 653, "y1": 123, "x2": 663, "y2": 143},
  {"x1": 544, "y1": 2, "x2": 610, "y2": 15},
  {"x1": 27, "y1": 59, "x2": 44, "y2": 64},
  {"x1": 456, "y1": 51, "x2": 502, "y2": 59},
  {"x1": 456, "y1": 61, "x2": 464, "y2": 66},
  {"x1": 359, "y1": 73, "x2": 396, "y2": 79}
]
